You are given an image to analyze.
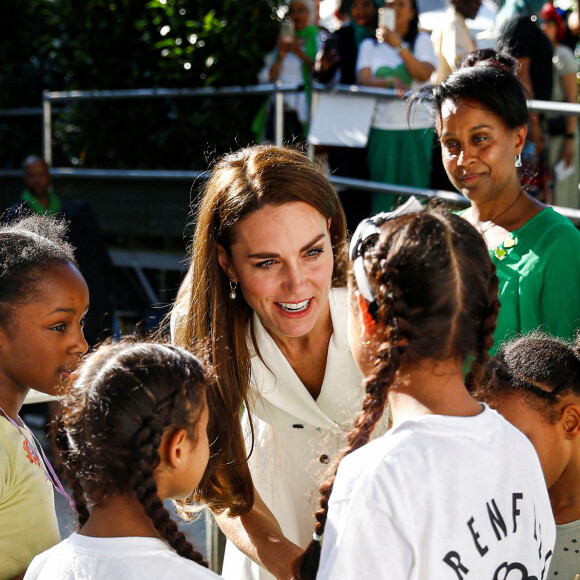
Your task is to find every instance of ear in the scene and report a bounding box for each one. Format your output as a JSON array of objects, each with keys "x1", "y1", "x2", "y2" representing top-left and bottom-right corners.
[
  {"x1": 561, "y1": 403, "x2": 580, "y2": 440},
  {"x1": 513, "y1": 124, "x2": 528, "y2": 156},
  {"x1": 354, "y1": 290, "x2": 376, "y2": 338},
  {"x1": 216, "y1": 242, "x2": 238, "y2": 282},
  {"x1": 165, "y1": 428, "x2": 191, "y2": 469}
]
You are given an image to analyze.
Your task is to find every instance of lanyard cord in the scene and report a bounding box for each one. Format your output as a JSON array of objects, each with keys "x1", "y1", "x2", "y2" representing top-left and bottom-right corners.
[{"x1": 0, "y1": 405, "x2": 75, "y2": 510}]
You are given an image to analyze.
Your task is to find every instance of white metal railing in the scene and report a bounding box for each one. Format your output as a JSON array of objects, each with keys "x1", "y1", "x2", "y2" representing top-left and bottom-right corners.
[
  {"x1": 3, "y1": 83, "x2": 580, "y2": 221},
  {"x1": 34, "y1": 82, "x2": 580, "y2": 222}
]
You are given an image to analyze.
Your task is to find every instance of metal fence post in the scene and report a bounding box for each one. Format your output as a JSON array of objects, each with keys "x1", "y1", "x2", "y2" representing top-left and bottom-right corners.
[
  {"x1": 42, "y1": 92, "x2": 52, "y2": 166},
  {"x1": 307, "y1": 89, "x2": 319, "y2": 160},
  {"x1": 275, "y1": 83, "x2": 284, "y2": 147}
]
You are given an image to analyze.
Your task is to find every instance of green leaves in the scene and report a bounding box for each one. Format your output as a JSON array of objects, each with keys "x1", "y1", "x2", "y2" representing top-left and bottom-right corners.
[{"x1": 2, "y1": 0, "x2": 282, "y2": 169}]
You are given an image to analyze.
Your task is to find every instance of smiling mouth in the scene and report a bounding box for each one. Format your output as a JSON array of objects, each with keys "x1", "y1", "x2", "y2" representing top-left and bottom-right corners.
[
  {"x1": 460, "y1": 173, "x2": 482, "y2": 184},
  {"x1": 276, "y1": 299, "x2": 311, "y2": 313},
  {"x1": 59, "y1": 366, "x2": 77, "y2": 380}
]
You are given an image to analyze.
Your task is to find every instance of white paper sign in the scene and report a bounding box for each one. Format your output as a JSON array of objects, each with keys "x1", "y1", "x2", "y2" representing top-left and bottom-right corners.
[{"x1": 308, "y1": 93, "x2": 376, "y2": 148}]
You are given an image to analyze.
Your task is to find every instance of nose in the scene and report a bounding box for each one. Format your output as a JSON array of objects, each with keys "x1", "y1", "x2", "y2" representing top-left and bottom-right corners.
[
  {"x1": 71, "y1": 324, "x2": 89, "y2": 359},
  {"x1": 282, "y1": 262, "x2": 306, "y2": 292},
  {"x1": 457, "y1": 144, "x2": 476, "y2": 167}
]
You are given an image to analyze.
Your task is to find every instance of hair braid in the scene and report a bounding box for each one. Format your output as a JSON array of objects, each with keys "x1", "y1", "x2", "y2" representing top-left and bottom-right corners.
[
  {"x1": 130, "y1": 415, "x2": 208, "y2": 567},
  {"x1": 51, "y1": 416, "x2": 91, "y2": 526},
  {"x1": 294, "y1": 275, "x2": 407, "y2": 580},
  {"x1": 465, "y1": 264, "x2": 500, "y2": 392}
]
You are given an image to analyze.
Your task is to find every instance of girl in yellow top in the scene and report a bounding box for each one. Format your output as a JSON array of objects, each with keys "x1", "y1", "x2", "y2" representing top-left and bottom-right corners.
[{"x1": 0, "y1": 215, "x2": 89, "y2": 579}]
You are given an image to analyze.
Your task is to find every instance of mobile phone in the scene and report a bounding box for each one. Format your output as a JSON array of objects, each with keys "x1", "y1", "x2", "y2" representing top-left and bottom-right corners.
[
  {"x1": 280, "y1": 19, "x2": 295, "y2": 41},
  {"x1": 378, "y1": 7, "x2": 395, "y2": 30}
]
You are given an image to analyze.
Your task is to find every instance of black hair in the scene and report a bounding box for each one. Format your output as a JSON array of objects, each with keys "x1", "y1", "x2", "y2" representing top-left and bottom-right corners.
[
  {"x1": 53, "y1": 340, "x2": 210, "y2": 566},
  {"x1": 403, "y1": 0, "x2": 420, "y2": 48},
  {"x1": 477, "y1": 332, "x2": 580, "y2": 423},
  {"x1": 0, "y1": 213, "x2": 77, "y2": 328},
  {"x1": 413, "y1": 49, "x2": 528, "y2": 131},
  {"x1": 294, "y1": 208, "x2": 499, "y2": 578}
]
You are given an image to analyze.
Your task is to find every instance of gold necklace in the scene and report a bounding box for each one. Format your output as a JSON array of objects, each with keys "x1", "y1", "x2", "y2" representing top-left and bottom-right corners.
[{"x1": 477, "y1": 189, "x2": 524, "y2": 235}]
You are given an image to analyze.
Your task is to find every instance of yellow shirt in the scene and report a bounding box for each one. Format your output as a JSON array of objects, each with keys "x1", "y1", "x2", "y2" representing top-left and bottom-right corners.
[{"x1": 0, "y1": 416, "x2": 60, "y2": 579}]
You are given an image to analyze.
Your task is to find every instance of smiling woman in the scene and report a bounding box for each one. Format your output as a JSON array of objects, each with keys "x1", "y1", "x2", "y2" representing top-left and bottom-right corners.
[
  {"x1": 417, "y1": 49, "x2": 580, "y2": 352},
  {"x1": 169, "y1": 145, "x2": 373, "y2": 580}
]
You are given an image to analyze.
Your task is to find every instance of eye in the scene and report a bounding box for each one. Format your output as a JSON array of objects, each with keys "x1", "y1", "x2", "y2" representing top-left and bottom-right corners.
[
  {"x1": 473, "y1": 134, "x2": 487, "y2": 144},
  {"x1": 256, "y1": 259, "x2": 277, "y2": 269},
  {"x1": 80, "y1": 315, "x2": 87, "y2": 327},
  {"x1": 305, "y1": 247, "x2": 324, "y2": 259},
  {"x1": 50, "y1": 323, "x2": 65, "y2": 333},
  {"x1": 443, "y1": 140, "x2": 458, "y2": 153}
]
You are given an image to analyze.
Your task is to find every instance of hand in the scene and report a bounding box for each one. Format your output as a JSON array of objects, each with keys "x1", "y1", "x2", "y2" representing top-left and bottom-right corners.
[
  {"x1": 277, "y1": 35, "x2": 291, "y2": 57},
  {"x1": 376, "y1": 25, "x2": 401, "y2": 48},
  {"x1": 288, "y1": 36, "x2": 304, "y2": 56},
  {"x1": 392, "y1": 77, "x2": 409, "y2": 91},
  {"x1": 317, "y1": 48, "x2": 339, "y2": 73},
  {"x1": 561, "y1": 137, "x2": 575, "y2": 167}
]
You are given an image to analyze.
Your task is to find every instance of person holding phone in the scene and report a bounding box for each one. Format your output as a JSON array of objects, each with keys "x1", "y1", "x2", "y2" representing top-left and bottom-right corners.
[
  {"x1": 257, "y1": 0, "x2": 319, "y2": 144},
  {"x1": 356, "y1": 0, "x2": 437, "y2": 212}
]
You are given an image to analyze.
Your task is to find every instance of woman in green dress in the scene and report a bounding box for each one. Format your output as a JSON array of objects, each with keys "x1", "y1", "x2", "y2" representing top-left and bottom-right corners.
[{"x1": 426, "y1": 49, "x2": 580, "y2": 352}]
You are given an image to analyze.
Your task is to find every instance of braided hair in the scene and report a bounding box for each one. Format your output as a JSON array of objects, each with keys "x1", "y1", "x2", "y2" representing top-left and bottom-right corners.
[
  {"x1": 294, "y1": 207, "x2": 499, "y2": 578},
  {"x1": 54, "y1": 340, "x2": 210, "y2": 566},
  {"x1": 477, "y1": 331, "x2": 580, "y2": 424}
]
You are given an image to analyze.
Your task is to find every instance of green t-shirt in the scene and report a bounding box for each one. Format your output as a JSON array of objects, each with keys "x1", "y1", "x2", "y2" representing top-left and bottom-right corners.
[
  {"x1": 0, "y1": 416, "x2": 60, "y2": 577},
  {"x1": 488, "y1": 207, "x2": 580, "y2": 353}
]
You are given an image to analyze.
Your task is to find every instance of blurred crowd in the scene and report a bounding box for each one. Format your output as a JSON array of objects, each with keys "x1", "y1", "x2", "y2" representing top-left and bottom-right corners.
[{"x1": 258, "y1": 0, "x2": 580, "y2": 219}]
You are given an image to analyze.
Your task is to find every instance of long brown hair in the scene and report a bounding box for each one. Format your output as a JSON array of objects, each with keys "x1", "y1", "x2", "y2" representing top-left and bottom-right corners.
[
  {"x1": 294, "y1": 208, "x2": 499, "y2": 578},
  {"x1": 171, "y1": 144, "x2": 347, "y2": 515}
]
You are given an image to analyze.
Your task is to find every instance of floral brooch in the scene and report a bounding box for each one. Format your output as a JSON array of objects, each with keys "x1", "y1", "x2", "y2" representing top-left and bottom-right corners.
[{"x1": 494, "y1": 233, "x2": 518, "y2": 261}]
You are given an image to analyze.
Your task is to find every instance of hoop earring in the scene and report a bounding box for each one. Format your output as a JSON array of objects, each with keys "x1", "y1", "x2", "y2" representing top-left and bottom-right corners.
[
  {"x1": 514, "y1": 153, "x2": 522, "y2": 168},
  {"x1": 229, "y1": 280, "x2": 238, "y2": 300}
]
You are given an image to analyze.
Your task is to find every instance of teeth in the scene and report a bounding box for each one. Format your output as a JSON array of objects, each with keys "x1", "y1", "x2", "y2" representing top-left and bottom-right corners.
[{"x1": 278, "y1": 299, "x2": 310, "y2": 312}]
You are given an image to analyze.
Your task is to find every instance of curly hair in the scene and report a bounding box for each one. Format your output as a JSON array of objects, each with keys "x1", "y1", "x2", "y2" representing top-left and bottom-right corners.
[
  {"x1": 0, "y1": 213, "x2": 77, "y2": 328},
  {"x1": 53, "y1": 340, "x2": 210, "y2": 566},
  {"x1": 477, "y1": 331, "x2": 580, "y2": 424},
  {"x1": 294, "y1": 208, "x2": 499, "y2": 578}
]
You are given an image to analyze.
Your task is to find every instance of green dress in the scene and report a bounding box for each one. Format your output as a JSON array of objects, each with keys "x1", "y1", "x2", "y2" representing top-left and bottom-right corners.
[{"x1": 488, "y1": 207, "x2": 580, "y2": 353}]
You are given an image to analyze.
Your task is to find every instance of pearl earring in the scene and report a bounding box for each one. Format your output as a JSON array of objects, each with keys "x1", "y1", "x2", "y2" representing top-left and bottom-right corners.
[{"x1": 229, "y1": 280, "x2": 238, "y2": 300}]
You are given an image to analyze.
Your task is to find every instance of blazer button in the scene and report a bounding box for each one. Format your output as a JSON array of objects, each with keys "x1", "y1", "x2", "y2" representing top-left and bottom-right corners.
[{"x1": 319, "y1": 454, "x2": 329, "y2": 464}]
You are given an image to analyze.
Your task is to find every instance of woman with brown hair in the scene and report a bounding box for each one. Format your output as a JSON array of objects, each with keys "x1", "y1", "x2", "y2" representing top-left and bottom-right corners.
[{"x1": 170, "y1": 145, "x2": 371, "y2": 580}]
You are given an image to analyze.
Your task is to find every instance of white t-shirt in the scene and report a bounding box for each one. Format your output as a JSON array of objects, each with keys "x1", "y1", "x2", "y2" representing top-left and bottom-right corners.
[
  {"x1": 258, "y1": 48, "x2": 309, "y2": 123},
  {"x1": 356, "y1": 34, "x2": 437, "y2": 130},
  {"x1": 24, "y1": 533, "x2": 221, "y2": 580},
  {"x1": 317, "y1": 405, "x2": 555, "y2": 580}
]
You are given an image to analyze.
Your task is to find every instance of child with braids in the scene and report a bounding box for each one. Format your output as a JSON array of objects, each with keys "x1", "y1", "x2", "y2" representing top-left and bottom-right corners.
[
  {"x1": 23, "y1": 340, "x2": 220, "y2": 580},
  {"x1": 0, "y1": 215, "x2": 89, "y2": 580},
  {"x1": 294, "y1": 207, "x2": 556, "y2": 579},
  {"x1": 476, "y1": 333, "x2": 580, "y2": 580}
]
